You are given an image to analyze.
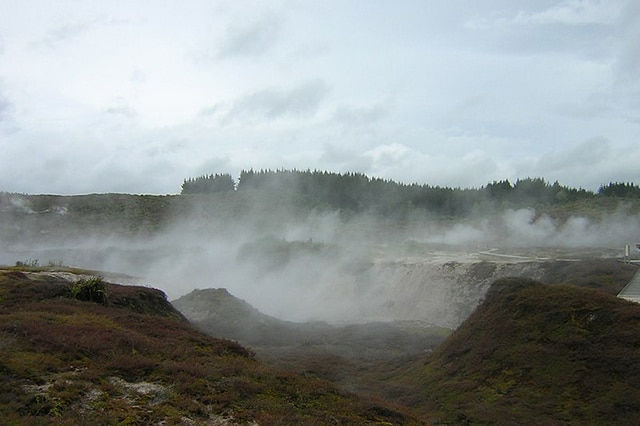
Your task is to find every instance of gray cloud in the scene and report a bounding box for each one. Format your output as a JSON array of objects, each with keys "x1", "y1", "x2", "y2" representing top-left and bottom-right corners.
[
  {"x1": 104, "y1": 100, "x2": 137, "y2": 119},
  {"x1": 0, "y1": 85, "x2": 14, "y2": 124},
  {"x1": 0, "y1": 97, "x2": 11, "y2": 122},
  {"x1": 557, "y1": 94, "x2": 613, "y2": 120},
  {"x1": 318, "y1": 143, "x2": 372, "y2": 174},
  {"x1": 617, "y1": 43, "x2": 640, "y2": 83},
  {"x1": 41, "y1": 22, "x2": 90, "y2": 48},
  {"x1": 614, "y1": 1, "x2": 640, "y2": 83},
  {"x1": 198, "y1": 104, "x2": 221, "y2": 118},
  {"x1": 32, "y1": 15, "x2": 126, "y2": 50},
  {"x1": 225, "y1": 80, "x2": 329, "y2": 121},
  {"x1": 0, "y1": 1, "x2": 638, "y2": 194},
  {"x1": 558, "y1": 87, "x2": 640, "y2": 124},
  {"x1": 538, "y1": 138, "x2": 610, "y2": 172},
  {"x1": 464, "y1": 1, "x2": 621, "y2": 57},
  {"x1": 216, "y1": 14, "x2": 282, "y2": 59},
  {"x1": 530, "y1": 138, "x2": 640, "y2": 189},
  {"x1": 332, "y1": 104, "x2": 387, "y2": 127}
]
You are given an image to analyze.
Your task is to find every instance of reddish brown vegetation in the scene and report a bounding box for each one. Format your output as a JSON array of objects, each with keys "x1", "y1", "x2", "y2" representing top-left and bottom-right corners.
[{"x1": 0, "y1": 270, "x2": 425, "y2": 425}]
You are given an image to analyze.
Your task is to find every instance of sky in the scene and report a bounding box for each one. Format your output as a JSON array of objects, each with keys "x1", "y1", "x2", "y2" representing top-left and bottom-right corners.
[{"x1": 0, "y1": 0, "x2": 639, "y2": 194}]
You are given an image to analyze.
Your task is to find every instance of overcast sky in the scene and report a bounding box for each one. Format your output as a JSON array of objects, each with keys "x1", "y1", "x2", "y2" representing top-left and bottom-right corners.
[{"x1": 1, "y1": 0, "x2": 639, "y2": 194}]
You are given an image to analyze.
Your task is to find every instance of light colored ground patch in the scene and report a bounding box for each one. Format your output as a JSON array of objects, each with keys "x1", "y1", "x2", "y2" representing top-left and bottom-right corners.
[
  {"x1": 108, "y1": 376, "x2": 170, "y2": 405},
  {"x1": 23, "y1": 271, "x2": 92, "y2": 282}
]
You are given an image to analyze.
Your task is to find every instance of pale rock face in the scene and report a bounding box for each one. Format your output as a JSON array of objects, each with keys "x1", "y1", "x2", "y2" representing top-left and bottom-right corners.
[
  {"x1": 299, "y1": 256, "x2": 546, "y2": 327},
  {"x1": 174, "y1": 250, "x2": 560, "y2": 328}
]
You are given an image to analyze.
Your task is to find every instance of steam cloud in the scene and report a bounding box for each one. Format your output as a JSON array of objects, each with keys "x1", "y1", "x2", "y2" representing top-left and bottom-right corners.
[{"x1": 1, "y1": 197, "x2": 639, "y2": 325}]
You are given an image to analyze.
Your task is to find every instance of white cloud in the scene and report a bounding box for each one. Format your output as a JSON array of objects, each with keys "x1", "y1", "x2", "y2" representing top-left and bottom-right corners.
[
  {"x1": 513, "y1": 0, "x2": 622, "y2": 26},
  {"x1": 364, "y1": 143, "x2": 413, "y2": 166},
  {"x1": 0, "y1": 1, "x2": 638, "y2": 194},
  {"x1": 360, "y1": 143, "x2": 507, "y2": 188},
  {"x1": 467, "y1": 0, "x2": 623, "y2": 29}
]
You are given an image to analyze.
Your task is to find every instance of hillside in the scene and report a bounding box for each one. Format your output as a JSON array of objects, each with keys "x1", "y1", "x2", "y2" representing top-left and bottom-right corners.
[
  {"x1": 171, "y1": 259, "x2": 639, "y2": 422},
  {"x1": 172, "y1": 288, "x2": 450, "y2": 402},
  {"x1": 410, "y1": 277, "x2": 640, "y2": 425},
  {"x1": 2, "y1": 181, "x2": 640, "y2": 424},
  {"x1": 2, "y1": 179, "x2": 640, "y2": 245},
  {"x1": 172, "y1": 288, "x2": 447, "y2": 352},
  {"x1": 0, "y1": 268, "x2": 424, "y2": 425}
]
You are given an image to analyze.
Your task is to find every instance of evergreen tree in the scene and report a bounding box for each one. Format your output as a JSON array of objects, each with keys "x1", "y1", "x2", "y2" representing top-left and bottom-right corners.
[
  {"x1": 180, "y1": 169, "x2": 600, "y2": 217},
  {"x1": 598, "y1": 182, "x2": 640, "y2": 198},
  {"x1": 181, "y1": 173, "x2": 235, "y2": 194}
]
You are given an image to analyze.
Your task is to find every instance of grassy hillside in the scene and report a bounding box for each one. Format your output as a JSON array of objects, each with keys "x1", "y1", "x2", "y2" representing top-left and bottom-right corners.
[
  {"x1": 0, "y1": 268, "x2": 425, "y2": 425},
  {"x1": 168, "y1": 258, "x2": 640, "y2": 423},
  {"x1": 413, "y1": 277, "x2": 640, "y2": 425}
]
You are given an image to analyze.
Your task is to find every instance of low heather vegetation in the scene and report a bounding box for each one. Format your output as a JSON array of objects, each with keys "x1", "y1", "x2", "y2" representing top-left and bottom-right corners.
[
  {"x1": 414, "y1": 278, "x2": 640, "y2": 425},
  {"x1": 0, "y1": 268, "x2": 423, "y2": 425}
]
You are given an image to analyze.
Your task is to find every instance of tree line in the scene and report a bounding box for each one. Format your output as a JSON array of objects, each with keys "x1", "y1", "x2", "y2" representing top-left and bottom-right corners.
[
  {"x1": 180, "y1": 169, "x2": 639, "y2": 218},
  {"x1": 181, "y1": 173, "x2": 235, "y2": 194}
]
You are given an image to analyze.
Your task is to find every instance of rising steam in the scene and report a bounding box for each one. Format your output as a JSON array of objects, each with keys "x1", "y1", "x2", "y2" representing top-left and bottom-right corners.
[{"x1": 1, "y1": 193, "x2": 639, "y2": 325}]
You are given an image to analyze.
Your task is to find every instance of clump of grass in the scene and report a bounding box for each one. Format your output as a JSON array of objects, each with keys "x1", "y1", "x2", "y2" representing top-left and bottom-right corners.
[
  {"x1": 15, "y1": 259, "x2": 39, "y2": 268},
  {"x1": 69, "y1": 277, "x2": 108, "y2": 305}
]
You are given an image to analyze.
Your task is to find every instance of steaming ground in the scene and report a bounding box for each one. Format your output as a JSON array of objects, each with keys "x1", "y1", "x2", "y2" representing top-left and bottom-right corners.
[{"x1": 2, "y1": 202, "x2": 638, "y2": 326}]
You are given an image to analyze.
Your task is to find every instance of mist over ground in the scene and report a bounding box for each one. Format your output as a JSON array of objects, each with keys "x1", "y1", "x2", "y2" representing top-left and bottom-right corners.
[{"x1": 2, "y1": 189, "x2": 639, "y2": 325}]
